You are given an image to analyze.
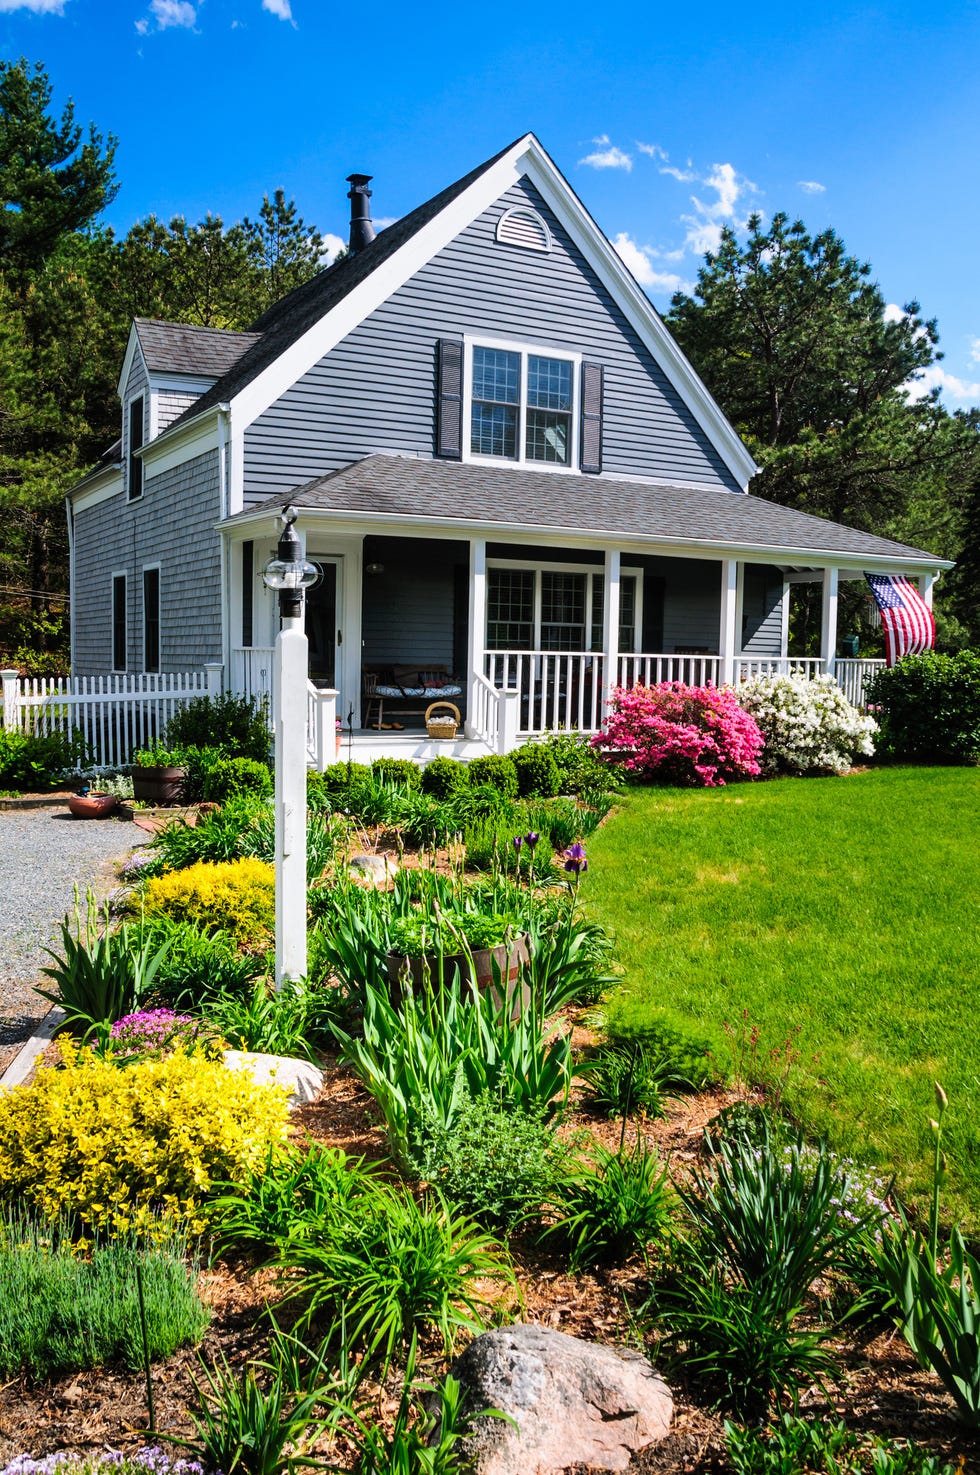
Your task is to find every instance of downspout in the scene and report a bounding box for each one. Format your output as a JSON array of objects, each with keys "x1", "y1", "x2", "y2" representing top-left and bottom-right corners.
[
  {"x1": 217, "y1": 404, "x2": 231, "y2": 683},
  {"x1": 65, "y1": 493, "x2": 75, "y2": 675}
]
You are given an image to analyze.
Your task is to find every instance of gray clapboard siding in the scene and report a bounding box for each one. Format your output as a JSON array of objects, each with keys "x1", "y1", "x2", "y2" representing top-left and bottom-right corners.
[
  {"x1": 243, "y1": 177, "x2": 740, "y2": 504},
  {"x1": 637, "y1": 556, "x2": 723, "y2": 653},
  {"x1": 740, "y1": 564, "x2": 784, "y2": 656},
  {"x1": 72, "y1": 450, "x2": 223, "y2": 675},
  {"x1": 361, "y1": 538, "x2": 468, "y2": 670},
  {"x1": 157, "y1": 389, "x2": 202, "y2": 432}
]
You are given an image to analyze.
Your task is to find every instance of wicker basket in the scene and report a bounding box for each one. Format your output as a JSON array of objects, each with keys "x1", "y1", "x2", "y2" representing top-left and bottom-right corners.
[{"x1": 425, "y1": 700, "x2": 460, "y2": 740}]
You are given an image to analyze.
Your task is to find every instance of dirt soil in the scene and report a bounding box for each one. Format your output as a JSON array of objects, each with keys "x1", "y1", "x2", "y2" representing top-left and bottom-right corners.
[{"x1": 0, "y1": 1047, "x2": 976, "y2": 1472}]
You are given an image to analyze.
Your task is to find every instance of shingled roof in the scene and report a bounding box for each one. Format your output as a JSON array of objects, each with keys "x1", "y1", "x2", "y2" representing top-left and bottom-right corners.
[
  {"x1": 228, "y1": 454, "x2": 943, "y2": 567},
  {"x1": 134, "y1": 319, "x2": 260, "y2": 377}
]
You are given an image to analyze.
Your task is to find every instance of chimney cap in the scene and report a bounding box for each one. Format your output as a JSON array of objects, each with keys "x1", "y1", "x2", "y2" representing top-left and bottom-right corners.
[{"x1": 346, "y1": 173, "x2": 373, "y2": 188}]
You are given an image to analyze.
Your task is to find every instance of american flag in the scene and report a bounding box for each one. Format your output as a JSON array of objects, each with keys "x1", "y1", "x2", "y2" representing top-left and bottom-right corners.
[{"x1": 865, "y1": 573, "x2": 936, "y2": 667}]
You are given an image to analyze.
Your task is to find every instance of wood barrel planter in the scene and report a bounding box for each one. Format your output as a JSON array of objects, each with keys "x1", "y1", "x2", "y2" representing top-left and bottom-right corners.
[
  {"x1": 67, "y1": 792, "x2": 118, "y2": 819},
  {"x1": 385, "y1": 933, "x2": 531, "y2": 1017},
  {"x1": 131, "y1": 765, "x2": 187, "y2": 804}
]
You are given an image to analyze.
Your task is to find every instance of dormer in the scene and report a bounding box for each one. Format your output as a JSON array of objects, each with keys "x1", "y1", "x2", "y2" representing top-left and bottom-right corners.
[{"x1": 117, "y1": 319, "x2": 260, "y2": 500}]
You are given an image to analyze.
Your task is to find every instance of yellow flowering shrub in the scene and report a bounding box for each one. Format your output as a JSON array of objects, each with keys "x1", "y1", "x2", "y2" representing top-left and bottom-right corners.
[
  {"x1": 0, "y1": 1041, "x2": 289, "y2": 1237},
  {"x1": 142, "y1": 856, "x2": 275, "y2": 943}
]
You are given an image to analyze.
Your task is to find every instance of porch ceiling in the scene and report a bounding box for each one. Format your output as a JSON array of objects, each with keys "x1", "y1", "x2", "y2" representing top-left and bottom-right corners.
[{"x1": 223, "y1": 454, "x2": 950, "y2": 571}]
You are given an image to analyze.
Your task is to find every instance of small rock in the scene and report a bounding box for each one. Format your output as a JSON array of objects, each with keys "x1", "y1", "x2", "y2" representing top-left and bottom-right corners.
[
  {"x1": 448, "y1": 1324, "x2": 672, "y2": 1475},
  {"x1": 222, "y1": 1050, "x2": 324, "y2": 1107},
  {"x1": 348, "y1": 852, "x2": 397, "y2": 886}
]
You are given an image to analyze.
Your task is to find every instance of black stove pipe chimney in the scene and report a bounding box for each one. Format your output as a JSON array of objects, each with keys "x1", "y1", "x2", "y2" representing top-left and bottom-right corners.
[{"x1": 346, "y1": 174, "x2": 376, "y2": 254}]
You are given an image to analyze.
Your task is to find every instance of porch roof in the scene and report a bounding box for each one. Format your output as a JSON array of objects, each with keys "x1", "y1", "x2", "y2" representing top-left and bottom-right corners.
[{"x1": 224, "y1": 454, "x2": 949, "y2": 570}]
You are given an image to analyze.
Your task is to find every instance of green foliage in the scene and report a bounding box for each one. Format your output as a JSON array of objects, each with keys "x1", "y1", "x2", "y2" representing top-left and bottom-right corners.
[
  {"x1": 212, "y1": 1144, "x2": 382, "y2": 1257},
  {"x1": 512, "y1": 743, "x2": 561, "y2": 798},
  {"x1": 146, "y1": 794, "x2": 271, "y2": 871},
  {"x1": 724, "y1": 1415, "x2": 959, "y2": 1475},
  {"x1": 0, "y1": 727, "x2": 88, "y2": 790},
  {"x1": 0, "y1": 1039, "x2": 289, "y2": 1236},
  {"x1": 316, "y1": 760, "x2": 372, "y2": 802},
  {"x1": 181, "y1": 748, "x2": 273, "y2": 803},
  {"x1": 542, "y1": 1140, "x2": 674, "y2": 1271},
  {"x1": 37, "y1": 891, "x2": 174, "y2": 1032},
  {"x1": 420, "y1": 755, "x2": 470, "y2": 799},
  {"x1": 142, "y1": 856, "x2": 275, "y2": 943},
  {"x1": 866, "y1": 650, "x2": 980, "y2": 761},
  {"x1": 521, "y1": 891, "x2": 618, "y2": 1012},
  {"x1": 0, "y1": 1212, "x2": 208, "y2": 1380},
  {"x1": 411, "y1": 1093, "x2": 566, "y2": 1231},
  {"x1": 371, "y1": 756, "x2": 422, "y2": 789},
  {"x1": 537, "y1": 730, "x2": 613, "y2": 795},
  {"x1": 165, "y1": 693, "x2": 270, "y2": 763},
  {"x1": 578, "y1": 1039, "x2": 696, "y2": 1120},
  {"x1": 203, "y1": 980, "x2": 317, "y2": 1061},
  {"x1": 138, "y1": 917, "x2": 265, "y2": 1009},
  {"x1": 467, "y1": 754, "x2": 519, "y2": 799},
  {"x1": 387, "y1": 910, "x2": 520, "y2": 957}
]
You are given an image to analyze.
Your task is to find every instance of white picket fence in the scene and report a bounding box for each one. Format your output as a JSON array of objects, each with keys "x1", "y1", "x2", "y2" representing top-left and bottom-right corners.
[{"x1": 1, "y1": 666, "x2": 222, "y2": 769}]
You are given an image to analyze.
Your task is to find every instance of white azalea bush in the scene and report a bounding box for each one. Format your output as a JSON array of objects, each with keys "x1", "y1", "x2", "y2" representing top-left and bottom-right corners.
[{"x1": 736, "y1": 673, "x2": 877, "y2": 776}]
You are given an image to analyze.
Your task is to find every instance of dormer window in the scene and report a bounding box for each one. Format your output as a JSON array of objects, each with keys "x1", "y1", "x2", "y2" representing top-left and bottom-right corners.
[
  {"x1": 128, "y1": 396, "x2": 144, "y2": 502},
  {"x1": 467, "y1": 341, "x2": 578, "y2": 468}
]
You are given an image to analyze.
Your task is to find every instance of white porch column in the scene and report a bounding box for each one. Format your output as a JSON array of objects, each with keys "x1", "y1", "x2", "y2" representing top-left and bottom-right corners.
[
  {"x1": 205, "y1": 661, "x2": 224, "y2": 696},
  {"x1": 719, "y1": 559, "x2": 738, "y2": 685},
  {"x1": 919, "y1": 571, "x2": 936, "y2": 610},
  {"x1": 820, "y1": 567, "x2": 839, "y2": 675},
  {"x1": 602, "y1": 548, "x2": 621, "y2": 710},
  {"x1": 465, "y1": 537, "x2": 487, "y2": 738},
  {"x1": 497, "y1": 689, "x2": 520, "y2": 754}
]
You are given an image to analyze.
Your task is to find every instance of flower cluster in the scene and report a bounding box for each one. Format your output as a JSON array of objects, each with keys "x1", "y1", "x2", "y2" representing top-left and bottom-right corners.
[
  {"x1": 593, "y1": 682, "x2": 764, "y2": 787},
  {"x1": 2, "y1": 1452, "x2": 205, "y2": 1475},
  {"x1": 108, "y1": 1009, "x2": 212, "y2": 1060},
  {"x1": 737, "y1": 673, "x2": 877, "y2": 776}
]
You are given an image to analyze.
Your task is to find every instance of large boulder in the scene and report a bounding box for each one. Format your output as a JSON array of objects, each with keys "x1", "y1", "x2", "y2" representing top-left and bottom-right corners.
[
  {"x1": 449, "y1": 1324, "x2": 672, "y2": 1475},
  {"x1": 222, "y1": 1050, "x2": 324, "y2": 1108}
]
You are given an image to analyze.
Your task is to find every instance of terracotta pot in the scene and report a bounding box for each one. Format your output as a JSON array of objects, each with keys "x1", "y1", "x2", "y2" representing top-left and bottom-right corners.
[
  {"x1": 386, "y1": 933, "x2": 531, "y2": 1017},
  {"x1": 132, "y1": 764, "x2": 186, "y2": 804},
  {"x1": 67, "y1": 792, "x2": 118, "y2": 819}
]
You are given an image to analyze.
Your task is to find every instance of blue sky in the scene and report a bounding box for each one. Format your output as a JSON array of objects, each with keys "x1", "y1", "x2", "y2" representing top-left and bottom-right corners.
[{"x1": 3, "y1": 0, "x2": 980, "y2": 408}]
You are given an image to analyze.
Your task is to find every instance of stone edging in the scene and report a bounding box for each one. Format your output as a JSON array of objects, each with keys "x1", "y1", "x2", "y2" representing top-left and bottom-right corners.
[
  {"x1": 0, "y1": 794, "x2": 73, "y2": 811},
  {"x1": 0, "y1": 1006, "x2": 65, "y2": 1091}
]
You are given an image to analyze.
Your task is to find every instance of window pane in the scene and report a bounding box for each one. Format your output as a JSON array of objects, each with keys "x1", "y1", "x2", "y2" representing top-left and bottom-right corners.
[
  {"x1": 112, "y1": 576, "x2": 126, "y2": 671},
  {"x1": 487, "y1": 568, "x2": 533, "y2": 649},
  {"x1": 619, "y1": 575, "x2": 637, "y2": 652},
  {"x1": 525, "y1": 409, "x2": 570, "y2": 464},
  {"x1": 143, "y1": 568, "x2": 160, "y2": 673},
  {"x1": 472, "y1": 347, "x2": 519, "y2": 404},
  {"x1": 541, "y1": 571, "x2": 586, "y2": 650},
  {"x1": 471, "y1": 402, "x2": 517, "y2": 458},
  {"x1": 527, "y1": 356, "x2": 571, "y2": 411}
]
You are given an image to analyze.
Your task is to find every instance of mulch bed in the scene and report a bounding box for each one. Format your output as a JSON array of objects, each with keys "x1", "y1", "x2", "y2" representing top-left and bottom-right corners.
[{"x1": 2, "y1": 1047, "x2": 976, "y2": 1470}]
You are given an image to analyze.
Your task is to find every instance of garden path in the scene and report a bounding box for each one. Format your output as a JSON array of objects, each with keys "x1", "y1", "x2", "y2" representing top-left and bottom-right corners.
[{"x1": 0, "y1": 808, "x2": 137, "y2": 1046}]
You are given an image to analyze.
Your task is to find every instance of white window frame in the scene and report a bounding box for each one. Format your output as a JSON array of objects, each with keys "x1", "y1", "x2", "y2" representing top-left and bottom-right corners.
[
  {"x1": 486, "y1": 557, "x2": 643, "y2": 651},
  {"x1": 111, "y1": 571, "x2": 127, "y2": 673},
  {"x1": 142, "y1": 561, "x2": 161, "y2": 673},
  {"x1": 126, "y1": 394, "x2": 145, "y2": 503},
  {"x1": 462, "y1": 336, "x2": 582, "y2": 473}
]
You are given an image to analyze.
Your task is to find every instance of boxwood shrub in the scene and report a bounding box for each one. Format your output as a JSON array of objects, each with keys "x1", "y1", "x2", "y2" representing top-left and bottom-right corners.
[{"x1": 865, "y1": 650, "x2": 980, "y2": 761}]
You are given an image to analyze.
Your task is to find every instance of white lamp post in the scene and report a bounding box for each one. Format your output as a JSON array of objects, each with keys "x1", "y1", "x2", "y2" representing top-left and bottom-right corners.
[{"x1": 262, "y1": 507, "x2": 318, "y2": 989}]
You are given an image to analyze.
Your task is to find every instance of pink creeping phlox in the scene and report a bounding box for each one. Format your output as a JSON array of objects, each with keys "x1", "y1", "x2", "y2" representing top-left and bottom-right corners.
[{"x1": 592, "y1": 682, "x2": 764, "y2": 787}]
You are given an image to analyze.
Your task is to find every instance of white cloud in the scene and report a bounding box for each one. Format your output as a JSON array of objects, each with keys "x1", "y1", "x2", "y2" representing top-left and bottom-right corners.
[
  {"x1": 261, "y1": 0, "x2": 292, "y2": 17},
  {"x1": 373, "y1": 216, "x2": 398, "y2": 231},
  {"x1": 138, "y1": 0, "x2": 196, "y2": 28},
  {"x1": 906, "y1": 364, "x2": 980, "y2": 406},
  {"x1": 636, "y1": 141, "x2": 668, "y2": 161},
  {"x1": 798, "y1": 180, "x2": 826, "y2": 194},
  {"x1": 579, "y1": 144, "x2": 633, "y2": 172},
  {"x1": 678, "y1": 161, "x2": 756, "y2": 257},
  {"x1": 0, "y1": 0, "x2": 67, "y2": 11},
  {"x1": 883, "y1": 302, "x2": 906, "y2": 324},
  {"x1": 320, "y1": 232, "x2": 345, "y2": 264},
  {"x1": 660, "y1": 164, "x2": 697, "y2": 183},
  {"x1": 612, "y1": 233, "x2": 693, "y2": 296},
  {"x1": 970, "y1": 337, "x2": 980, "y2": 364}
]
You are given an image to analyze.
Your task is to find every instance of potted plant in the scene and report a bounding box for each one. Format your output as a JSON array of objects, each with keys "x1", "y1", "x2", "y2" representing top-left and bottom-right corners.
[
  {"x1": 131, "y1": 745, "x2": 187, "y2": 804},
  {"x1": 67, "y1": 784, "x2": 118, "y2": 819},
  {"x1": 386, "y1": 910, "x2": 530, "y2": 1012}
]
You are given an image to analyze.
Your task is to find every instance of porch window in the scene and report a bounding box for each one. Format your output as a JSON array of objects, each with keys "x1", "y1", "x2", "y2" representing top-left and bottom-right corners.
[
  {"x1": 487, "y1": 567, "x2": 534, "y2": 648},
  {"x1": 541, "y1": 571, "x2": 587, "y2": 650},
  {"x1": 487, "y1": 565, "x2": 640, "y2": 651},
  {"x1": 469, "y1": 343, "x2": 576, "y2": 467}
]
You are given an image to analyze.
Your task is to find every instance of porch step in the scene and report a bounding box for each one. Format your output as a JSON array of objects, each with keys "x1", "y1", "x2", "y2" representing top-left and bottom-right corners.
[{"x1": 329, "y1": 730, "x2": 493, "y2": 765}]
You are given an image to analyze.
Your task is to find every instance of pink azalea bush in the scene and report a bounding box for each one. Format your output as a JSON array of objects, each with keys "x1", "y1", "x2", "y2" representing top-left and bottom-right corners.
[{"x1": 592, "y1": 682, "x2": 765, "y2": 787}]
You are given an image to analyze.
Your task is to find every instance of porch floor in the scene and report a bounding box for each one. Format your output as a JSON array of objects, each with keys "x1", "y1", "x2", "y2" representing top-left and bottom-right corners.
[{"x1": 330, "y1": 729, "x2": 493, "y2": 764}]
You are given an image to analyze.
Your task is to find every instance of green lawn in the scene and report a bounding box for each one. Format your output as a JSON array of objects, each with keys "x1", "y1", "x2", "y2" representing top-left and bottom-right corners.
[{"x1": 582, "y1": 767, "x2": 980, "y2": 1228}]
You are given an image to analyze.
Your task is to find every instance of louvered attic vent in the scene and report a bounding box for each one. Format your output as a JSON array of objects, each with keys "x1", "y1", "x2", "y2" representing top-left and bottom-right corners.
[{"x1": 496, "y1": 207, "x2": 552, "y2": 252}]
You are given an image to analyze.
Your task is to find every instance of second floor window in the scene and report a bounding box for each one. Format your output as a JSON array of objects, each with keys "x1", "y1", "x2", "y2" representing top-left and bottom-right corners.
[
  {"x1": 470, "y1": 345, "x2": 575, "y2": 467},
  {"x1": 128, "y1": 396, "x2": 144, "y2": 501}
]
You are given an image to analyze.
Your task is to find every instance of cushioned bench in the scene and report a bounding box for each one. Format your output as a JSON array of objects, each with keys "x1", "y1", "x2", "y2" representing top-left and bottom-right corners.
[{"x1": 363, "y1": 667, "x2": 463, "y2": 729}]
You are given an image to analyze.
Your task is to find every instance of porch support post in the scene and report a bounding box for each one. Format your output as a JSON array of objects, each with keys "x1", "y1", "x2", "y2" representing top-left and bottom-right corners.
[
  {"x1": 465, "y1": 537, "x2": 487, "y2": 739},
  {"x1": 719, "y1": 559, "x2": 738, "y2": 685},
  {"x1": 1, "y1": 670, "x2": 18, "y2": 732},
  {"x1": 311, "y1": 687, "x2": 338, "y2": 771},
  {"x1": 205, "y1": 661, "x2": 224, "y2": 696},
  {"x1": 821, "y1": 567, "x2": 839, "y2": 675},
  {"x1": 497, "y1": 689, "x2": 520, "y2": 754},
  {"x1": 919, "y1": 571, "x2": 936, "y2": 610},
  {"x1": 602, "y1": 548, "x2": 621, "y2": 712}
]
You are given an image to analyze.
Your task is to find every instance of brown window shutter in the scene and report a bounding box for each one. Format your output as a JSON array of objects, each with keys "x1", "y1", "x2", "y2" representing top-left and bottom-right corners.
[
  {"x1": 436, "y1": 338, "x2": 464, "y2": 459},
  {"x1": 580, "y1": 362, "x2": 603, "y2": 474}
]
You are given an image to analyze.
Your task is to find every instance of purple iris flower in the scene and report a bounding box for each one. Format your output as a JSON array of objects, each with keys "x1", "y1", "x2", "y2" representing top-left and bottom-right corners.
[
  {"x1": 524, "y1": 831, "x2": 540, "y2": 850},
  {"x1": 563, "y1": 843, "x2": 588, "y2": 874},
  {"x1": 512, "y1": 835, "x2": 524, "y2": 852}
]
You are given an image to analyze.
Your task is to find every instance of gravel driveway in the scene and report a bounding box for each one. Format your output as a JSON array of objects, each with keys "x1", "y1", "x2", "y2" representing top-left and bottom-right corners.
[{"x1": 0, "y1": 807, "x2": 138, "y2": 1045}]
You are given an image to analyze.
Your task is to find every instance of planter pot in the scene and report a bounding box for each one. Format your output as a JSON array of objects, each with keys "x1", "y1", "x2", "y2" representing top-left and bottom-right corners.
[
  {"x1": 132, "y1": 764, "x2": 186, "y2": 805},
  {"x1": 386, "y1": 933, "x2": 531, "y2": 1018},
  {"x1": 67, "y1": 792, "x2": 118, "y2": 819}
]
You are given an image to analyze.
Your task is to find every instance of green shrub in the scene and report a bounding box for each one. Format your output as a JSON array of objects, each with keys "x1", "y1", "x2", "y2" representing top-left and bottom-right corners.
[
  {"x1": 0, "y1": 1040, "x2": 289, "y2": 1236},
  {"x1": 411, "y1": 1093, "x2": 566, "y2": 1230},
  {"x1": 317, "y1": 760, "x2": 372, "y2": 800},
  {"x1": 146, "y1": 793, "x2": 272, "y2": 873},
  {"x1": 420, "y1": 755, "x2": 470, "y2": 799},
  {"x1": 137, "y1": 917, "x2": 265, "y2": 1008},
  {"x1": 0, "y1": 1213, "x2": 209, "y2": 1379},
  {"x1": 165, "y1": 692, "x2": 270, "y2": 763},
  {"x1": 578, "y1": 1040, "x2": 697, "y2": 1120},
  {"x1": 142, "y1": 857, "x2": 275, "y2": 943},
  {"x1": 387, "y1": 910, "x2": 520, "y2": 957},
  {"x1": 182, "y1": 749, "x2": 272, "y2": 803},
  {"x1": 213, "y1": 1144, "x2": 382, "y2": 1256},
  {"x1": 371, "y1": 756, "x2": 422, "y2": 789},
  {"x1": 463, "y1": 813, "x2": 554, "y2": 874},
  {"x1": 512, "y1": 743, "x2": 561, "y2": 798},
  {"x1": 866, "y1": 650, "x2": 980, "y2": 762},
  {"x1": 0, "y1": 728, "x2": 89, "y2": 791},
  {"x1": 542, "y1": 1140, "x2": 674, "y2": 1271},
  {"x1": 467, "y1": 754, "x2": 519, "y2": 798},
  {"x1": 37, "y1": 892, "x2": 175, "y2": 1033},
  {"x1": 203, "y1": 980, "x2": 317, "y2": 1061},
  {"x1": 724, "y1": 1414, "x2": 959, "y2": 1475},
  {"x1": 537, "y1": 730, "x2": 612, "y2": 794}
]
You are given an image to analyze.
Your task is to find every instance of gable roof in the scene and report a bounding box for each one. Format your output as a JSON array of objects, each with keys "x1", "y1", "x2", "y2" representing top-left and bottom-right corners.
[
  {"x1": 134, "y1": 318, "x2": 260, "y2": 377},
  {"x1": 226, "y1": 454, "x2": 948, "y2": 572}
]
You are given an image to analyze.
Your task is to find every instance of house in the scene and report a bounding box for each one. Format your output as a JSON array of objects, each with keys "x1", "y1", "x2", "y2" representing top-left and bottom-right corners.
[{"x1": 66, "y1": 134, "x2": 952, "y2": 761}]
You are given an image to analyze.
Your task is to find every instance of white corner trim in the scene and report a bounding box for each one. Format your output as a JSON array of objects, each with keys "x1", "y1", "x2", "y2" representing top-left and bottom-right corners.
[
  {"x1": 71, "y1": 467, "x2": 123, "y2": 513},
  {"x1": 231, "y1": 137, "x2": 535, "y2": 430},
  {"x1": 141, "y1": 408, "x2": 222, "y2": 478}
]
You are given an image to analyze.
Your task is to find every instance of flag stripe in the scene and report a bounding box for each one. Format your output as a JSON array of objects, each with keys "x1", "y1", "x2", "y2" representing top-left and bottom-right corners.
[{"x1": 865, "y1": 573, "x2": 936, "y2": 667}]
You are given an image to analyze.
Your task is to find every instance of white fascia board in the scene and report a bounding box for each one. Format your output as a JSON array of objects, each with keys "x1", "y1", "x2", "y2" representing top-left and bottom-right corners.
[
  {"x1": 216, "y1": 504, "x2": 950, "y2": 573},
  {"x1": 141, "y1": 406, "x2": 221, "y2": 478},
  {"x1": 71, "y1": 466, "x2": 123, "y2": 513},
  {"x1": 116, "y1": 324, "x2": 147, "y2": 402},
  {"x1": 230, "y1": 137, "x2": 535, "y2": 430},
  {"x1": 520, "y1": 148, "x2": 758, "y2": 490},
  {"x1": 150, "y1": 372, "x2": 218, "y2": 395}
]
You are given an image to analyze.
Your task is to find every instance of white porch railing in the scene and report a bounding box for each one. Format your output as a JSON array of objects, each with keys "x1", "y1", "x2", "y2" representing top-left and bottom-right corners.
[
  {"x1": 469, "y1": 671, "x2": 502, "y2": 747},
  {"x1": 306, "y1": 683, "x2": 338, "y2": 769},
  {"x1": 232, "y1": 647, "x2": 275, "y2": 707},
  {"x1": 734, "y1": 656, "x2": 825, "y2": 682},
  {"x1": 618, "y1": 652, "x2": 723, "y2": 688},
  {"x1": 834, "y1": 657, "x2": 885, "y2": 707},
  {"x1": 0, "y1": 667, "x2": 218, "y2": 769},
  {"x1": 484, "y1": 651, "x2": 606, "y2": 736}
]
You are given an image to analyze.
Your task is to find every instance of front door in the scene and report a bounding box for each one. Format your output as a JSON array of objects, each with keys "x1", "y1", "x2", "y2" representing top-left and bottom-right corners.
[{"x1": 306, "y1": 558, "x2": 341, "y2": 700}]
